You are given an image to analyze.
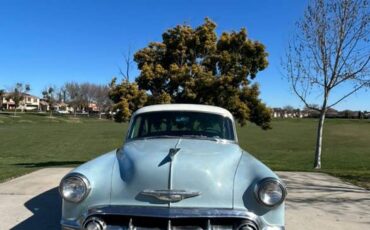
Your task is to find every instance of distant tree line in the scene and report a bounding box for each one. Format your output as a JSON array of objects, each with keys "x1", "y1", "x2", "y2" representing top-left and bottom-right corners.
[
  {"x1": 40, "y1": 82, "x2": 112, "y2": 116},
  {"x1": 272, "y1": 105, "x2": 370, "y2": 119},
  {"x1": 61, "y1": 82, "x2": 111, "y2": 116}
]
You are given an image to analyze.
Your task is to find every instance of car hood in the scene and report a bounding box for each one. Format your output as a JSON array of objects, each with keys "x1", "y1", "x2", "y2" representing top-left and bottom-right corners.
[{"x1": 110, "y1": 138, "x2": 243, "y2": 208}]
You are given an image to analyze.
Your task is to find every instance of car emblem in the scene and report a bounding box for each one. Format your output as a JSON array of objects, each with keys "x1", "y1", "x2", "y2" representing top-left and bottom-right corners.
[{"x1": 140, "y1": 189, "x2": 201, "y2": 202}]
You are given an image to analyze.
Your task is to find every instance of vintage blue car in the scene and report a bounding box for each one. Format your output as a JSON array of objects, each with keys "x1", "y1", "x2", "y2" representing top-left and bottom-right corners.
[{"x1": 59, "y1": 104, "x2": 287, "y2": 230}]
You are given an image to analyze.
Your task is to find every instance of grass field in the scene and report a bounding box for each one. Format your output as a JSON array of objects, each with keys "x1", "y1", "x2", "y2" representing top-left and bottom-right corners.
[{"x1": 0, "y1": 113, "x2": 369, "y2": 188}]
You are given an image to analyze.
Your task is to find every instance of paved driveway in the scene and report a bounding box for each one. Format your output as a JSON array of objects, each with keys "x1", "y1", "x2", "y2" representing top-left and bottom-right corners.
[
  {"x1": 279, "y1": 172, "x2": 370, "y2": 229},
  {"x1": 0, "y1": 168, "x2": 369, "y2": 229}
]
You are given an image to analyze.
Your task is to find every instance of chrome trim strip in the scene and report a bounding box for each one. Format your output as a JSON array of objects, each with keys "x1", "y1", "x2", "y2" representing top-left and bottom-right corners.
[
  {"x1": 87, "y1": 206, "x2": 258, "y2": 219},
  {"x1": 126, "y1": 135, "x2": 237, "y2": 144},
  {"x1": 128, "y1": 218, "x2": 134, "y2": 230},
  {"x1": 61, "y1": 226, "x2": 79, "y2": 230},
  {"x1": 168, "y1": 147, "x2": 181, "y2": 191},
  {"x1": 263, "y1": 227, "x2": 285, "y2": 230}
]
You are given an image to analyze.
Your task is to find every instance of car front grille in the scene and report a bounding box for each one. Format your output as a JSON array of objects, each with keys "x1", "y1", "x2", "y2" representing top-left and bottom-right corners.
[{"x1": 85, "y1": 215, "x2": 259, "y2": 230}]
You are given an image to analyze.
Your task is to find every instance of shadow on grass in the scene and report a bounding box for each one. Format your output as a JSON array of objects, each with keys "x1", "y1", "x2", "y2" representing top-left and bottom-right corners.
[
  {"x1": 10, "y1": 187, "x2": 61, "y2": 230},
  {"x1": 14, "y1": 161, "x2": 85, "y2": 168}
]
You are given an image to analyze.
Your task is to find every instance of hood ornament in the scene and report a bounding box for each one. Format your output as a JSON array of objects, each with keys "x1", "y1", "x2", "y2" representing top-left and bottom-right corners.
[
  {"x1": 168, "y1": 148, "x2": 180, "y2": 160},
  {"x1": 140, "y1": 189, "x2": 201, "y2": 202},
  {"x1": 158, "y1": 148, "x2": 181, "y2": 167}
]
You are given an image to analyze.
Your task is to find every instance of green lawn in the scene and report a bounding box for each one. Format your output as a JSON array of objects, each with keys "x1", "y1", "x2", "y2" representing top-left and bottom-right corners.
[
  {"x1": 0, "y1": 113, "x2": 369, "y2": 188},
  {"x1": 238, "y1": 119, "x2": 370, "y2": 189},
  {"x1": 0, "y1": 114, "x2": 127, "y2": 181}
]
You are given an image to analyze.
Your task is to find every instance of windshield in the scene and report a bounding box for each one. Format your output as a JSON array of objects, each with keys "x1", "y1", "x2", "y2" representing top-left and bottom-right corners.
[{"x1": 128, "y1": 111, "x2": 235, "y2": 141}]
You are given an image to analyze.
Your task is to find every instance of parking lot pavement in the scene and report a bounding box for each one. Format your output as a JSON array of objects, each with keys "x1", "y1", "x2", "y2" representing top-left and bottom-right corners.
[{"x1": 0, "y1": 169, "x2": 369, "y2": 230}]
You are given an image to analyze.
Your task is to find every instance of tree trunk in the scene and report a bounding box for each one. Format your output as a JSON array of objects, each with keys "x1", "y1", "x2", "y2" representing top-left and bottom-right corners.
[{"x1": 314, "y1": 108, "x2": 326, "y2": 169}]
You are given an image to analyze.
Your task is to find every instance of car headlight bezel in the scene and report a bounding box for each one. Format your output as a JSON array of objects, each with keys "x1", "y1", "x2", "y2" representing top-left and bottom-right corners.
[
  {"x1": 59, "y1": 172, "x2": 91, "y2": 203},
  {"x1": 255, "y1": 177, "x2": 287, "y2": 208}
]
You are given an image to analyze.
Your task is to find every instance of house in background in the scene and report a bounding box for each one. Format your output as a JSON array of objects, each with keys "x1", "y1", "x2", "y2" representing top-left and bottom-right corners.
[
  {"x1": 54, "y1": 101, "x2": 74, "y2": 113},
  {"x1": 1, "y1": 93, "x2": 40, "y2": 111},
  {"x1": 272, "y1": 108, "x2": 308, "y2": 118},
  {"x1": 39, "y1": 100, "x2": 74, "y2": 113},
  {"x1": 39, "y1": 99, "x2": 49, "y2": 111},
  {"x1": 325, "y1": 108, "x2": 339, "y2": 118},
  {"x1": 272, "y1": 106, "x2": 367, "y2": 119},
  {"x1": 88, "y1": 102, "x2": 99, "y2": 112},
  {"x1": 338, "y1": 110, "x2": 361, "y2": 119}
]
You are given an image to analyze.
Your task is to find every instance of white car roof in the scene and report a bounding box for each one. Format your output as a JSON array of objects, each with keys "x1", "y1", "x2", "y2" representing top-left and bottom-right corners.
[{"x1": 134, "y1": 104, "x2": 234, "y2": 120}]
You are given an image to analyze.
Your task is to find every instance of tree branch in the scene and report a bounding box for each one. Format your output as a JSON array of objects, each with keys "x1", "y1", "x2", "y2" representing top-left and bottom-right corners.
[
  {"x1": 331, "y1": 55, "x2": 370, "y2": 88},
  {"x1": 120, "y1": 47, "x2": 133, "y2": 82},
  {"x1": 328, "y1": 80, "x2": 370, "y2": 108}
]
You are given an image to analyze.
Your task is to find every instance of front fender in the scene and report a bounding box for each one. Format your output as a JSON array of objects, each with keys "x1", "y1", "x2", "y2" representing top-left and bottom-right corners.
[
  {"x1": 61, "y1": 150, "x2": 117, "y2": 223},
  {"x1": 233, "y1": 151, "x2": 285, "y2": 227}
]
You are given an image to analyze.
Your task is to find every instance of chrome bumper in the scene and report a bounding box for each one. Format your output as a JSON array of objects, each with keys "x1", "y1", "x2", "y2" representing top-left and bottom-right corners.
[{"x1": 61, "y1": 206, "x2": 284, "y2": 230}]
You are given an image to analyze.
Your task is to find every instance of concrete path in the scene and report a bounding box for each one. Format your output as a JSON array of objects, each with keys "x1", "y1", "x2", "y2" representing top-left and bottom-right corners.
[
  {"x1": 0, "y1": 169, "x2": 369, "y2": 230},
  {"x1": 278, "y1": 172, "x2": 370, "y2": 229},
  {"x1": 0, "y1": 168, "x2": 71, "y2": 230}
]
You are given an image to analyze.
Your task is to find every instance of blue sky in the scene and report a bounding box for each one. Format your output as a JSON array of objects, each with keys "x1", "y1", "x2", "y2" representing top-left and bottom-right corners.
[{"x1": 0, "y1": 0, "x2": 368, "y2": 110}]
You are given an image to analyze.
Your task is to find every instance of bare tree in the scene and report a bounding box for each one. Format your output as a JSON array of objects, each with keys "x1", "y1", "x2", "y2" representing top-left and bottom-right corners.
[
  {"x1": 42, "y1": 86, "x2": 56, "y2": 117},
  {"x1": 119, "y1": 47, "x2": 134, "y2": 82},
  {"x1": 64, "y1": 82, "x2": 112, "y2": 117},
  {"x1": 64, "y1": 82, "x2": 82, "y2": 116},
  {"x1": 283, "y1": 0, "x2": 370, "y2": 169},
  {"x1": 283, "y1": 105, "x2": 295, "y2": 112},
  {"x1": 0, "y1": 89, "x2": 4, "y2": 109},
  {"x1": 56, "y1": 86, "x2": 67, "y2": 103},
  {"x1": 80, "y1": 83, "x2": 93, "y2": 111},
  {"x1": 94, "y1": 85, "x2": 111, "y2": 119}
]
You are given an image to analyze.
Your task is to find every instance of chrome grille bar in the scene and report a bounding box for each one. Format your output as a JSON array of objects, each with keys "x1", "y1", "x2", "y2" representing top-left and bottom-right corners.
[
  {"x1": 87, "y1": 206, "x2": 256, "y2": 219},
  {"x1": 207, "y1": 219, "x2": 211, "y2": 230},
  {"x1": 167, "y1": 219, "x2": 171, "y2": 230},
  {"x1": 78, "y1": 206, "x2": 290, "y2": 230},
  {"x1": 128, "y1": 218, "x2": 134, "y2": 230}
]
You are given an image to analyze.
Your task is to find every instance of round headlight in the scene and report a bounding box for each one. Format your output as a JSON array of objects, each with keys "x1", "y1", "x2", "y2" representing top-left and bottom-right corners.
[
  {"x1": 255, "y1": 178, "x2": 287, "y2": 207},
  {"x1": 59, "y1": 173, "x2": 90, "y2": 203}
]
